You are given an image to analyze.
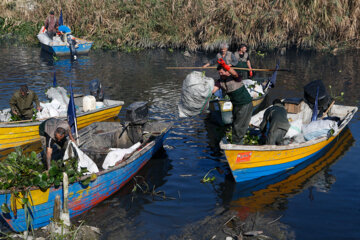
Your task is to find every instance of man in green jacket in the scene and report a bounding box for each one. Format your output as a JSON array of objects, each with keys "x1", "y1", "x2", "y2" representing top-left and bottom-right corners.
[
  {"x1": 212, "y1": 58, "x2": 253, "y2": 144},
  {"x1": 260, "y1": 99, "x2": 290, "y2": 145},
  {"x1": 10, "y1": 85, "x2": 41, "y2": 120}
]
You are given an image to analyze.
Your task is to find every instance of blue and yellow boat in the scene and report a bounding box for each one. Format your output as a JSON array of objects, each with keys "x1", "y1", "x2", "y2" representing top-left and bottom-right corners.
[
  {"x1": 0, "y1": 99, "x2": 123, "y2": 150},
  {"x1": 230, "y1": 127, "x2": 355, "y2": 214},
  {"x1": 0, "y1": 121, "x2": 172, "y2": 232},
  {"x1": 220, "y1": 104, "x2": 357, "y2": 182}
]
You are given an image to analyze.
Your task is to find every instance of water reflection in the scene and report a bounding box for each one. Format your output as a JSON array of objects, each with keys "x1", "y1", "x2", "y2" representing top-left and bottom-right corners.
[
  {"x1": 221, "y1": 128, "x2": 354, "y2": 217},
  {"x1": 72, "y1": 148, "x2": 173, "y2": 239}
]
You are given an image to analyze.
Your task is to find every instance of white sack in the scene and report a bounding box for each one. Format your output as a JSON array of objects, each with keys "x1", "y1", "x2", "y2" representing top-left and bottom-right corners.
[
  {"x1": 285, "y1": 119, "x2": 303, "y2": 138},
  {"x1": 242, "y1": 79, "x2": 265, "y2": 99},
  {"x1": 102, "y1": 142, "x2": 141, "y2": 170},
  {"x1": 37, "y1": 33, "x2": 51, "y2": 45},
  {"x1": 63, "y1": 141, "x2": 99, "y2": 174},
  {"x1": 178, "y1": 71, "x2": 214, "y2": 117},
  {"x1": 249, "y1": 108, "x2": 267, "y2": 127},
  {"x1": 46, "y1": 87, "x2": 69, "y2": 106},
  {"x1": 83, "y1": 95, "x2": 96, "y2": 112},
  {"x1": 302, "y1": 119, "x2": 338, "y2": 141},
  {"x1": 0, "y1": 108, "x2": 11, "y2": 122}
]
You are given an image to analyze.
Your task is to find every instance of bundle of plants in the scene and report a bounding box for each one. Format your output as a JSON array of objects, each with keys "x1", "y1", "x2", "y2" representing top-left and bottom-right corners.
[
  {"x1": 226, "y1": 128, "x2": 262, "y2": 145},
  {"x1": 0, "y1": 148, "x2": 89, "y2": 193}
]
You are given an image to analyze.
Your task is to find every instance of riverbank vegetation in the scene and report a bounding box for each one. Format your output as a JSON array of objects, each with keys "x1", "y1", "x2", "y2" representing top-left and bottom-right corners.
[{"x1": 0, "y1": 0, "x2": 359, "y2": 52}]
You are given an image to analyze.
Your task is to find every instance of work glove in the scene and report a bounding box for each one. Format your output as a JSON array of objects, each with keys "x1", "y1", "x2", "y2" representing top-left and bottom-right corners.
[
  {"x1": 249, "y1": 70, "x2": 253, "y2": 78},
  {"x1": 217, "y1": 58, "x2": 231, "y2": 71}
]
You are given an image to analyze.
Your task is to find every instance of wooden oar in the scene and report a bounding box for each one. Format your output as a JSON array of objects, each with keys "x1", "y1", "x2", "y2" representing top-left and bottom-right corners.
[
  {"x1": 165, "y1": 66, "x2": 290, "y2": 72},
  {"x1": 320, "y1": 100, "x2": 335, "y2": 119}
]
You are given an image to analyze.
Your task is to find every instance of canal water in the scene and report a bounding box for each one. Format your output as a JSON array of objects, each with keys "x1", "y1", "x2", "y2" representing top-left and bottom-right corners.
[{"x1": 0, "y1": 46, "x2": 359, "y2": 239}]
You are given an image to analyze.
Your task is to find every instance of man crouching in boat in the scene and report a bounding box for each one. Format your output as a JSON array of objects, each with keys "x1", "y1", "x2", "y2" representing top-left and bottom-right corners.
[
  {"x1": 10, "y1": 85, "x2": 42, "y2": 120},
  {"x1": 260, "y1": 99, "x2": 290, "y2": 145},
  {"x1": 39, "y1": 118, "x2": 76, "y2": 170},
  {"x1": 212, "y1": 58, "x2": 253, "y2": 144}
]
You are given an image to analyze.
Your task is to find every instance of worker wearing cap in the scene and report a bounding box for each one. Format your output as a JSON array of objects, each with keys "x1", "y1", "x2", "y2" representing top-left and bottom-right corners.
[{"x1": 10, "y1": 85, "x2": 41, "y2": 120}]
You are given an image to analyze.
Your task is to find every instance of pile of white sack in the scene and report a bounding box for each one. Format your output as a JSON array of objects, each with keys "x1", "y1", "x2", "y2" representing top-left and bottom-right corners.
[
  {"x1": 250, "y1": 104, "x2": 339, "y2": 143},
  {"x1": 242, "y1": 79, "x2": 265, "y2": 99},
  {"x1": 102, "y1": 142, "x2": 141, "y2": 170},
  {"x1": 63, "y1": 141, "x2": 99, "y2": 174},
  {"x1": 37, "y1": 87, "x2": 69, "y2": 119},
  {"x1": 178, "y1": 71, "x2": 214, "y2": 117}
]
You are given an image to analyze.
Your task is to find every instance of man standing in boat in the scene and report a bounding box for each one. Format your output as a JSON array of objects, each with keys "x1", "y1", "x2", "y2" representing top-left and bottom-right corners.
[
  {"x1": 10, "y1": 85, "x2": 41, "y2": 120},
  {"x1": 234, "y1": 44, "x2": 253, "y2": 79},
  {"x1": 44, "y1": 10, "x2": 59, "y2": 40},
  {"x1": 212, "y1": 58, "x2": 253, "y2": 144},
  {"x1": 260, "y1": 99, "x2": 290, "y2": 145},
  {"x1": 203, "y1": 43, "x2": 238, "y2": 67},
  {"x1": 39, "y1": 118, "x2": 76, "y2": 170}
]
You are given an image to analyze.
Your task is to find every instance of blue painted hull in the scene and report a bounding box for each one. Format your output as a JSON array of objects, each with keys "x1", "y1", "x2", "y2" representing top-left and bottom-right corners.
[
  {"x1": 41, "y1": 41, "x2": 93, "y2": 56},
  {"x1": 230, "y1": 128, "x2": 343, "y2": 183},
  {"x1": 0, "y1": 127, "x2": 170, "y2": 232}
]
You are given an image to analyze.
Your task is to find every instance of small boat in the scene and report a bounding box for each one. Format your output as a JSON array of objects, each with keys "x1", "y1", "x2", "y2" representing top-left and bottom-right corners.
[
  {"x1": 0, "y1": 99, "x2": 124, "y2": 150},
  {"x1": 0, "y1": 120, "x2": 172, "y2": 232},
  {"x1": 220, "y1": 102, "x2": 358, "y2": 182},
  {"x1": 37, "y1": 29, "x2": 93, "y2": 56}
]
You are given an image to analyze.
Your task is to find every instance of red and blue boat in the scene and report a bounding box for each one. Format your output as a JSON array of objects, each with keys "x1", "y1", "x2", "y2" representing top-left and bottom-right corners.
[{"x1": 0, "y1": 121, "x2": 172, "y2": 232}]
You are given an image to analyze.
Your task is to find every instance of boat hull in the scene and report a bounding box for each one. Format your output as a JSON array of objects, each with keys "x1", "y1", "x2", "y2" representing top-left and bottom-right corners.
[
  {"x1": 41, "y1": 41, "x2": 93, "y2": 56},
  {"x1": 220, "y1": 105, "x2": 357, "y2": 182},
  {"x1": 0, "y1": 104, "x2": 123, "y2": 150},
  {"x1": 0, "y1": 126, "x2": 170, "y2": 232}
]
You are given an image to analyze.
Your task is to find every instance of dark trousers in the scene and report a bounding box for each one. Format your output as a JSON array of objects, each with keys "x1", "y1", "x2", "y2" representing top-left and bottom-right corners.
[
  {"x1": 47, "y1": 31, "x2": 56, "y2": 40},
  {"x1": 266, "y1": 128, "x2": 287, "y2": 145},
  {"x1": 232, "y1": 102, "x2": 253, "y2": 144}
]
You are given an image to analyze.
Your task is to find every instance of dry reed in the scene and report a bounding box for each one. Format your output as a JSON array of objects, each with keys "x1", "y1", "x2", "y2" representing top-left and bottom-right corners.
[{"x1": 0, "y1": 0, "x2": 359, "y2": 51}]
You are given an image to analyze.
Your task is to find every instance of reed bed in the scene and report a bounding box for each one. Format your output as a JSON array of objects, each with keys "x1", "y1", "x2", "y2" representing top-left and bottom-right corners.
[{"x1": 0, "y1": 0, "x2": 359, "y2": 51}]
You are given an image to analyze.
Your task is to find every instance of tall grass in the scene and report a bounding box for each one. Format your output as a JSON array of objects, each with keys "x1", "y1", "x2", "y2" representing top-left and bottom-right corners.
[{"x1": 0, "y1": 0, "x2": 359, "y2": 51}]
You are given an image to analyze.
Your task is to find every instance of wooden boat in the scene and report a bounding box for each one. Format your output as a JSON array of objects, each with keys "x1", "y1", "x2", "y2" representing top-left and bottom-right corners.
[
  {"x1": 220, "y1": 103, "x2": 358, "y2": 182},
  {"x1": 229, "y1": 127, "x2": 354, "y2": 214},
  {"x1": 37, "y1": 30, "x2": 93, "y2": 56},
  {"x1": 0, "y1": 99, "x2": 124, "y2": 150},
  {"x1": 0, "y1": 120, "x2": 172, "y2": 232}
]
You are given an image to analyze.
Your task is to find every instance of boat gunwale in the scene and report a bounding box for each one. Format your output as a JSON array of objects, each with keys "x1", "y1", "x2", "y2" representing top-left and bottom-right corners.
[
  {"x1": 220, "y1": 105, "x2": 358, "y2": 151},
  {"x1": 0, "y1": 101, "x2": 124, "y2": 128},
  {"x1": 0, "y1": 123, "x2": 172, "y2": 195}
]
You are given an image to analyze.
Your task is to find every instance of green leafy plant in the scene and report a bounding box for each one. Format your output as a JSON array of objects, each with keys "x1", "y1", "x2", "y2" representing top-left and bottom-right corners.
[
  {"x1": 10, "y1": 114, "x2": 21, "y2": 122},
  {"x1": 0, "y1": 149, "x2": 90, "y2": 229},
  {"x1": 244, "y1": 131, "x2": 260, "y2": 145},
  {"x1": 200, "y1": 168, "x2": 217, "y2": 183},
  {"x1": 329, "y1": 85, "x2": 344, "y2": 102}
]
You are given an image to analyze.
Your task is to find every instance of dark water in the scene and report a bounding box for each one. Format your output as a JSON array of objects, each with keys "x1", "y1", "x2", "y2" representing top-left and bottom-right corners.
[{"x1": 0, "y1": 47, "x2": 359, "y2": 239}]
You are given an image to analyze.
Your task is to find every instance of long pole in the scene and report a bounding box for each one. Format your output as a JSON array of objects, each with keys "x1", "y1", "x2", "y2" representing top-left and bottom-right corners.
[{"x1": 165, "y1": 66, "x2": 290, "y2": 72}]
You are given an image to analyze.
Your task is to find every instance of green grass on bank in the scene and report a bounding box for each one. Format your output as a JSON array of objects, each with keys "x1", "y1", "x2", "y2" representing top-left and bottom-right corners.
[{"x1": 0, "y1": 0, "x2": 359, "y2": 52}]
